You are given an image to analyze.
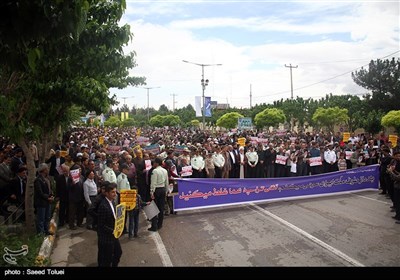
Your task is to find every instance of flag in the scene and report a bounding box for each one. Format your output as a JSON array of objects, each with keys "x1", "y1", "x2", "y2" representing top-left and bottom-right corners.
[
  {"x1": 195, "y1": 96, "x2": 202, "y2": 117},
  {"x1": 205, "y1": 96, "x2": 211, "y2": 117}
]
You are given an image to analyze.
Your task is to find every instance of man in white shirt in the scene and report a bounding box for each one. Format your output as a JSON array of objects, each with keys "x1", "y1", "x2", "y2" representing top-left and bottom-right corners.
[
  {"x1": 149, "y1": 158, "x2": 168, "y2": 231},
  {"x1": 83, "y1": 170, "x2": 98, "y2": 229},
  {"x1": 324, "y1": 143, "x2": 337, "y2": 173},
  {"x1": 102, "y1": 159, "x2": 117, "y2": 184}
]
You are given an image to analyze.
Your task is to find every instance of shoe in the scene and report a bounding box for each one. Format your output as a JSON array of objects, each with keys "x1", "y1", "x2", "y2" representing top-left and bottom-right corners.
[
  {"x1": 70, "y1": 226, "x2": 77, "y2": 230},
  {"x1": 390, "y1": 209, "x2": 395, "y2": 212},
  {"x1": 86, "y1": 225, "x2": 93, "y2": 230},
  {"x1": 134, "y1": 233, "x2": 138, "y2": 238},
  {"x1": 147, "y1": 227, "x2": 157, "y2": 232},
  {"x1": 379, "y1": 192, "x2": 387, "y2": 195},
  {"x1": 396, "y1": 220, "x2": 400, "y2": 224},
  {"x1": 128, "y1": 236, "x2": 134, "y2": 240},
  {"x1": 392, "y1": 216, "x2": 400, "y2": 220}
]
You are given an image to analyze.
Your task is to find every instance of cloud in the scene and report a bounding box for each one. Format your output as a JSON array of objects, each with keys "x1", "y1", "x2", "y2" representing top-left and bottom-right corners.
[{"x1": 111, "y1": 1, "x2": 399, "y2": 111}]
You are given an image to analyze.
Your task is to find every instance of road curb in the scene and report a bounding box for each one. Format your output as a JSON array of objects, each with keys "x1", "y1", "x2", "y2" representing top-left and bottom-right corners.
[{"x1": 36, "y1": 201, "x2": 59, "y2": 266}]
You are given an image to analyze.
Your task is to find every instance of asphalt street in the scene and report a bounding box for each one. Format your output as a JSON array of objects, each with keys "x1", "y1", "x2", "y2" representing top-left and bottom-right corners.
[{"x1": 50, "y1": 190, "x2": 400, "y2": 267}]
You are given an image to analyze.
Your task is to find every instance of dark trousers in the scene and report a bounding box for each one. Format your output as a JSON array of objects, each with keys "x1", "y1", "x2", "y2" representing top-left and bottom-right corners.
[
  {"x1": 215, "y1": 167, "x2": 222, "y2": 178},
  {"x1": 36, "y1": 205, "x2": 51, "y2": 234},
  {"x1": 151, "y1": 187, "x2": 166, "y2": 229},
  {"x1": 59, "y1": 199, "x2": 69, "y2": 226},
  {"x1": 97, "y1": 237, "x2": 122, "y2": 267},
  {"x1": 394, "y1": 187, "x2": 400, "y2": 219},
  {"x1": 69, "y1": 201, "x2": 84, "y2": 228},
  {"x1": 128, "y1": 209, "x2": 139, "y2": 236}
]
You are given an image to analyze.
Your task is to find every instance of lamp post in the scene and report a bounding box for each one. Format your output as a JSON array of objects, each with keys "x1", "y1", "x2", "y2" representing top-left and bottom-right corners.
[
  {"x1": 142, "y1": 86, "x2": 160, "y2": 122},
  {"x1": 183, "y1": 60, "x2": 222, "y2": 129}
]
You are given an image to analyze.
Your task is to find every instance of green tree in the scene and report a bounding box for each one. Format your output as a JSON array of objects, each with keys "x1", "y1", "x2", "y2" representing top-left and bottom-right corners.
[
  {"x1": 254, "y1": 108, "x2": 286, "y2": 129},
  {"x1": 312, "y1": 107, "x2": 349, "y2": 132},
  {"x1": 320, "y1": 93, "x2": 366, "y2": 131},
  {"x1": 104, "y1": 116, "x2": 122, "y2": 127},
  {"x1": 149, "y1": 115, "x2": 164, "y2": 127},
  {"x1": 351, "y1": 58, "x2": 400, "y2": 112},
  {"x1": 359, "y1": 110, "x2": 384, "y2": 135},
  {"x1": 158, "y1": 104, "x2": 170, "y2": 116},
  {"x1": 122, "y1": 118, "x2": 136, "y2": 127},
  {"x1": 381, "y1": 110, "x2": 400, "y2": 133},
  {"x1": 274, "y1": 97, "x2": 307, "y2": 130},
  {"x1": 216, "y1": 112, "x2": 244, "y2": 129},
  {"x1": 0, "y1": 0, "x2": 144, "y2": 233},
  {"x1": 163, "y1": 115, "x2": 181, "y2": 127},
  {"x1": 191, "y1": 119, "x2": 200, "y2": 127}
]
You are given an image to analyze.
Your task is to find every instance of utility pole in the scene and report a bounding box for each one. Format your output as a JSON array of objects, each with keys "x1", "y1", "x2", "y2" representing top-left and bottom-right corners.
[
  {"x1": 171, "y1": 93, "x2": 178, "y2": 111},
  {"x1": 182, "y1": 60, "x2": 222, "y2": 130},
  {"x1": 142, "y1": 86, "x2": 160, "y2": 122},
  {"x1": 250, "y1": 84, "x2": 252, "y2": 108},
  {"x1": 285, "y1": 64, "x2": 298, "y2": 99}
]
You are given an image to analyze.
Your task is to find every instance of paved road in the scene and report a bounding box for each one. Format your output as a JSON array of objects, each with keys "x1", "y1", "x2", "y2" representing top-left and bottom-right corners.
[{"x1": 51, "y1": 190, "x2": 400, "y2": 267}]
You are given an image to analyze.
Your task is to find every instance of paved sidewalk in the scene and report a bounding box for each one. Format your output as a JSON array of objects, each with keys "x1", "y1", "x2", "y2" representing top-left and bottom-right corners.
[{"x1": 50, "y1": 213, "x2": 164, "y2": 267}]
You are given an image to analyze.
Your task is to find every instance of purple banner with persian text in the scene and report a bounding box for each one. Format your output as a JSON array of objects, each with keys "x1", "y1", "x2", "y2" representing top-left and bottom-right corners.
[{"x1": 173, "y1": 165, "x2": 379, "y2": 211}]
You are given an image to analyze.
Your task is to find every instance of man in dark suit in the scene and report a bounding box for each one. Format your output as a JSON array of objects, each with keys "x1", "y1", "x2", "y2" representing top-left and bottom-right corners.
[
  {"x1": 8, "y1": 166, "x2": 27, "y2": 207},
  {"x1": 34, "y1": 163, "x2": 54, "y2": 235},
  {"x1": 55, "y1": 164, "x2": 70, "y2": 227},
  {"x1": 97, "y1": 182, "x2": 122, "y2": 267},
  {"x1": 45, "y1": 150, "x2": 65, "y2": 178}
]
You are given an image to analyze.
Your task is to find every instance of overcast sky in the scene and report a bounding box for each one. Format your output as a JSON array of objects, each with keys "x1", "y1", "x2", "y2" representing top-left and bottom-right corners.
[{"x1": 110, "y1": 0, "x2": 399, "y2": 111}]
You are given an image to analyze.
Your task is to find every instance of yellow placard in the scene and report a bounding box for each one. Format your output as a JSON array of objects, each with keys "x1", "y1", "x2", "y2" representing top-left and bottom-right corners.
[
  {"x1": 238, "y1": 137, "x2": 246, "y2": 147},
  {"x1": 113, "y1": 203, "x2": 126, "y2": 239},
  {"x1": 99, "y1": 136, "x2": 104, "y2": 145},
  {"x1": 136, "y1": 128, "x2": 141, "y2": 137},
  {"x1": 343, "y1": 132, "x2": 350, "y2": 143},
  {"x1": 60, "y1": 151, "x2": 68, "y2": 158},
  {"x1": 119, "y1": 189, "x2": 137, "y2": 211},
  {"x1": 389, "y1": 135, "x2": 398, "y2": 148}
]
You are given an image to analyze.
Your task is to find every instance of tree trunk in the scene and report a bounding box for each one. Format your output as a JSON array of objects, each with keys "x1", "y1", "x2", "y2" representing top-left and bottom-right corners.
[{"x1": 19, "y1": 140, "x2": 36, "y2": 234}]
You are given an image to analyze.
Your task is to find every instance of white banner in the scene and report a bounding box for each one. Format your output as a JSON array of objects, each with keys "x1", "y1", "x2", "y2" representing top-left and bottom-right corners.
[
  {"x1": 309, "y1": 157, "x2": 322, "y2": 166},
  {"x1": 275, "y1": 155, "x2": 288, "y2": 165},
  {"x1": 195, "y1": 96, "x2": 202, "y2": 117}
]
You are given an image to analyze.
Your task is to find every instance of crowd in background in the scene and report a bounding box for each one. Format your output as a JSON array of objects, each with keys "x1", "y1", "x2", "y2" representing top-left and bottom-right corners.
[{"x1": 1, "y1": 126, "x2": 400, "y2": 234}]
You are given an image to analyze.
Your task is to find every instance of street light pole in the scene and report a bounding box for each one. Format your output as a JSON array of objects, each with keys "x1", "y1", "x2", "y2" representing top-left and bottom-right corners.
[
  {"x1": 142, "y1": 86, "x2": 160, "y2": 122},
  {"x1": 182, "y1": 60, "x2": 222, "y2": 130}
]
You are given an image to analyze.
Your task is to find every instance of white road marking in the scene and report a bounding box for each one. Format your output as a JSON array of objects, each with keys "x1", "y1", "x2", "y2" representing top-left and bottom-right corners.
[
  {"x1": 250, "y1": 203, "x2": 364, "y2": 267},
  {"x1": 142, "y1": 212, "x2": 173, "y2": 267},
  {"x1": 149, "y1": 231, "x2": 173, "y2": 267},
  {"x1": 351, "y1": 194, "x2": 392, "y2": 205}
]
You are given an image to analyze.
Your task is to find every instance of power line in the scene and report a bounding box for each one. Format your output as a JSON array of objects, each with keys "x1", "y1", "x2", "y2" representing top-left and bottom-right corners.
[{"x1": 254, "y1": 50, "x2": 400, "y2": 99}]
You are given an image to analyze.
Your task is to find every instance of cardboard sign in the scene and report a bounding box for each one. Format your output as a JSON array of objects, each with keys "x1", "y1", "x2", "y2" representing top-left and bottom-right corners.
[{"x1": 113, "y1": 203, "x2": 126, "y2": 239}]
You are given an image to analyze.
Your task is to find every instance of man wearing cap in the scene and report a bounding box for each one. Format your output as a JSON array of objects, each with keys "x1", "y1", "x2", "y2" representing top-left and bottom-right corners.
[
  {"x1": 324, "y1": 143, "x2": 337, "y2": 173},
  {"x1": 102, "y1": 159, "x2": 117, "y2": 184},
  {"x1": 46, "y1": 149, "x2": 65, "y2": 178},
  {"x1": 8, "y1": 166, "x2": 27, "y2": 209},
  {"x1": 34, "y1": 163, "x2": 54, "y2": 235}
]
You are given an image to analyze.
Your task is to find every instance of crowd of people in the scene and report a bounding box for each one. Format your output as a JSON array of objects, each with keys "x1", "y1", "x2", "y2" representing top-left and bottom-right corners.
[{"x1": 1, "y1": 126, "x2": 400, "y2": 266}]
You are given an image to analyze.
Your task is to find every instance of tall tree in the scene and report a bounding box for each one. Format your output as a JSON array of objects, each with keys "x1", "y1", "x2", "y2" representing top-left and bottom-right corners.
[
  {"x1": 312, "y1": 107, "x2": 349, "y2": 133},
  {"x1": 216, "y1": 112, "x2": 244, "y2": 129},
  {"x1": 0, "y1": 0, "x2": 145, "y2": 233},
  {"x1": 254, "y1": 108, "x2": 286, "y2": 129},
  {"x1": 381, "y1": 110, "x2": 400, "y2": 133},
  {"x1": 352, "y1": 58, "x2": 400, "y2": 112}
]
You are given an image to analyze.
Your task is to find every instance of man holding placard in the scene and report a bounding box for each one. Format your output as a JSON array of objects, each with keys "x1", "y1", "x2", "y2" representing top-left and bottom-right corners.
[{"x1": 97, "y1": 183, "x2": 122, "y2": 267}]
